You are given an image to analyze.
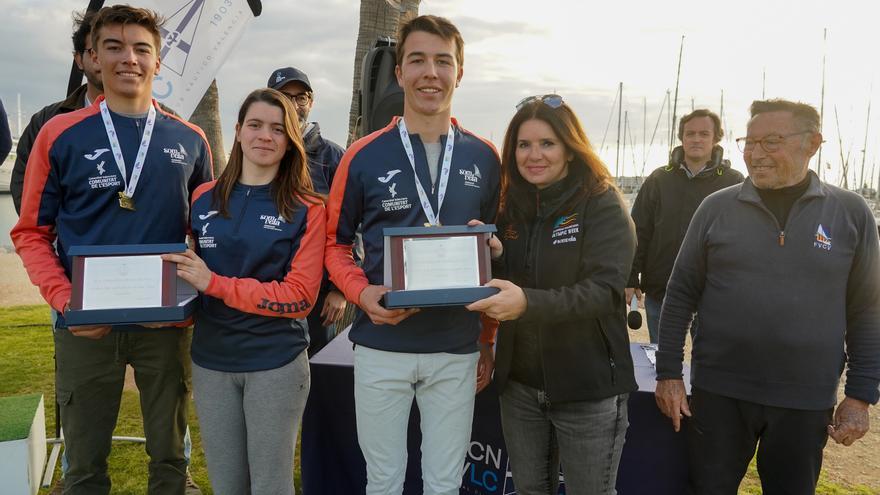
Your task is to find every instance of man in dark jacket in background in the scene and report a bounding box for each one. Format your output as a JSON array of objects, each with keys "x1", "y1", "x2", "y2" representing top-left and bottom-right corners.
[
  {"x1": 267, "y1": 66, "x2": 347, "y2": 355},
  {"x1": 0, "y1": 99, "x2": 11, "y2": 164},
  {"x1": 11, "y1": 11, "x2": 103, "y2": 215},
  {"x1": 626, "y1": 109, "x2": 743, "y2": 343}
]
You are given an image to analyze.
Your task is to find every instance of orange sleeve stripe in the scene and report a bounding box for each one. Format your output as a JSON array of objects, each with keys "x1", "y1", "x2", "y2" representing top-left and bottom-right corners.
[
  {"x1": 203, "y1": 198, "x2": 326, "y2": 318},
  {"x1": 479, "y1": 313, "x2": 499, "y2": 345},
  {"x1": 11, "y1": 107, "x2": 99, "y2": 312},
  {"x1": 324, "y1": 120, "x2": 397, "y2": 304},
  {"x1": 191, "y1": 180, "x2": 216, "y2": 208}
]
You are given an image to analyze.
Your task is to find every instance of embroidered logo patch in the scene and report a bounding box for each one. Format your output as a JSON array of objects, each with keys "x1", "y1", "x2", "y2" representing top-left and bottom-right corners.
[
  {"x1": 459, "y1": 163, "x2": 482, "y2": 188},
  {"x1": 814, "y1": 224, "x2": 832, "y2": 251},
  {"x1": 260, "y1": 214, "x2": 285, "y2": 232},
  {"x1": 163, "y1": 143, "x2": 188, "y2": 165},
  {"x1": 551, "y1": 213, "x2": 579, "y2": 245}
]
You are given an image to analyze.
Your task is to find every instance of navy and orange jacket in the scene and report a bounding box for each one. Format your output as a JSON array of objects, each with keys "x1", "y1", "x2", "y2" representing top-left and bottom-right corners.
[
  {"x1": 11, "y1": 96, "x2": 212, "y2": 328},
  {"x1": 190, "y1": 181, "x2": 325, "y2": 372},
  {"x1": 326, "y1": 117, "x2": 500, "y2": 353}
]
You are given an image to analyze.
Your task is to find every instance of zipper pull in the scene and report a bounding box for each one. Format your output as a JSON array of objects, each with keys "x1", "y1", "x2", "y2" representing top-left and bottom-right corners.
[{"x1": 778, "y1": 231, "x2": 785, "y2": 246}]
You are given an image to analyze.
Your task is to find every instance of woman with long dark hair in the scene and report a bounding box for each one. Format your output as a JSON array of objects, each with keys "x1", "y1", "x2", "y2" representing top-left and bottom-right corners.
[
  {"x1": 163, "y1": 88, "x2": 325, "y2": 494},
  {"x1": 468, "y1": 95, "x2": 637, "y2": 494}
]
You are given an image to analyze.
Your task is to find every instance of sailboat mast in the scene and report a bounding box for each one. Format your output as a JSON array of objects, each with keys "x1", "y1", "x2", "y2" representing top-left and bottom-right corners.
[
  {"x1": 643, "y1": 97, "x2": 648, "y2": 174},
  {"x1": 834, "y1": 105, "x2": 848, "y2": 188},
  {"x1": 616, "y1": 82, "x2": 623, "y2": 178},
  {"x1": 670, "y1": 35, "x2": 684, "y2": 153},
  {"x1": 859, "y1": 93, "x2": 871, "y2": 191}
]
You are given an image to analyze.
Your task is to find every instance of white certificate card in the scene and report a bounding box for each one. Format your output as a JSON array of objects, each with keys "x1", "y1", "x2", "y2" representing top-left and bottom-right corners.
[
  {"x1": 403, "y1": 236, "x2": 480, "y2": 290},
  {"x1": 82, "y1": 255, "x2": 164, "y2": 310}
]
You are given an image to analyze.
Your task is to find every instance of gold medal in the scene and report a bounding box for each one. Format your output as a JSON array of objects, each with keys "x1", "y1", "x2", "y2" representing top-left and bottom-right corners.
[{"x1": 118, "y1": 192, "x2": 136, "y2": 211}]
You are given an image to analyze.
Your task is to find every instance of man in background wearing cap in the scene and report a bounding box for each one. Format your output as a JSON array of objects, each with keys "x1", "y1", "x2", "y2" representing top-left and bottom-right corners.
[{"x1": 268, "y1": 66, "x2": 347, "y2": 355}]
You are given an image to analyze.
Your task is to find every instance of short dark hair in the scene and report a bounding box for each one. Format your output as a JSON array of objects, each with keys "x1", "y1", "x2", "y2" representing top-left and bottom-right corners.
[
  {"x1": 91, "y1": 4, "x2": 165, "y2": 55},
  {"x1": 750, "y1": 99, "x2": 821, "y2": 133},
  {"x1": 678, "y1": 109, "x2": 723, "y2": 142},
  {"x1": 396, "y1": 15, "x2": 464, "y2": 67},
  {"x1": 71, "y1": 11, "x2": 99, "y2": 54}
]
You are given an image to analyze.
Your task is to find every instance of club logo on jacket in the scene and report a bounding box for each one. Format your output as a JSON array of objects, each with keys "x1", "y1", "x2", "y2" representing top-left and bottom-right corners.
[
  {"x1": 551, "y1": 213, "x2": 580, "y2": 245},
  {"x1": 378, "y1": 169, "x2": 411, "y2": 212},
  {"x1": 261, "y1": 214, "x2": 285, "y2": 232},
  {"x1": 814, "y1": 224, "x2": 832, "y2": 251},
  {"x1": 84, "y1": 148, "x2": 121, "y2": 190},
  {"x1": 459, "y1": 163, "x2": 482, "y2": 188},
  {"x1": 163, "y1": 143, "x2": 188, "y2": 165}
]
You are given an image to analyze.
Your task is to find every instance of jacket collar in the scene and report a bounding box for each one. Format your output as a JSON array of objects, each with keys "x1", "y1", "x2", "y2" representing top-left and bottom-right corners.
[
  {"x1": 61, "y1": 84, "x2": 89, "y2": 111},
  {"x1": 302, "y1": 122, "x2": 320, "y2": 151},
  {"x1": 530, "y1": 171, "x2": 582, "y2": 217},
  {"x1": 737, "y1": 170, "x2": 825, "y2": 206}
]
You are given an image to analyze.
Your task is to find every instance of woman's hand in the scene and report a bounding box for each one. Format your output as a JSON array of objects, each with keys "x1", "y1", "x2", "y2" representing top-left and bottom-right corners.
[
  {"x1": 466, "y1": 279, "x2": 526, "y2": 321},
  {"x1": 467, "y1": 219, "x2": 503, "y2": 259},
  {"x1": 162, "y1": 249, "x2": 213, "y2": 292}
]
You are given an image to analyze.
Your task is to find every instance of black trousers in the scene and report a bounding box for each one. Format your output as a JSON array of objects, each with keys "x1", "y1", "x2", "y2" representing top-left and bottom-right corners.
[{"x1": 686, "y1": 387, "x2": 832, "y2": 495}]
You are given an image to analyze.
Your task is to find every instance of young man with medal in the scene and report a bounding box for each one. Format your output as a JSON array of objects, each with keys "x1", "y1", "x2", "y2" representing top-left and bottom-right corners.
[
  {"x1": 325, "y1": 15, "x2": 500, "y2": 495},
  {"x1": 12, "y1": 6, "x2": 212, "y2": 494}
]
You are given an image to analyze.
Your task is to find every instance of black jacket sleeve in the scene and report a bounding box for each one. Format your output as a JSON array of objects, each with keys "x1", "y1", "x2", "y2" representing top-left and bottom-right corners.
[
  {"x1": 843, "y1": 199, "x2": 880, "y2": 404},
  {"x1": 0, "y1": 100, "x2": 11, "y2": 165},
  {"x1": 654, "y1": 198, "x2": 711, "y2": 379},
  {"x1": 12, "y1": 106, "x2": 54, "y2": 215},
  {"x1": 519, "y1": 188, "x2": 636, "y2": 325},
  {"x1": 628, "y1": 174, "x2": 658, "y2": 288}
]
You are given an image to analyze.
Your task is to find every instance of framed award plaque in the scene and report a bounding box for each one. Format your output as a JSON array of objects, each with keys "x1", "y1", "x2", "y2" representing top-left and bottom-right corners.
[
  {"x1": 382, "y1": 225, "x2": 500, "y2": 309},
  {"x1": 65, "y1": 243, "x2": 198, "y2": 326}
]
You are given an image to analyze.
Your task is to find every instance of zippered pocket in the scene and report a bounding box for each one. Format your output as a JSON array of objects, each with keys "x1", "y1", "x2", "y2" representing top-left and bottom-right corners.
[{"x1": 596, "y1": 318, "x2": 617, "y2": 385}]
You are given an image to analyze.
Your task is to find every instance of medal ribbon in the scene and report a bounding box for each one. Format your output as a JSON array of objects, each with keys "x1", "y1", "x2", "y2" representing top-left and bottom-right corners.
[
  {"x1": 99, "y1": 99, "x2": 156, "y2": 201},
  {"x1": 398, "y1": 118, "x2": 454, "y2": 226}
]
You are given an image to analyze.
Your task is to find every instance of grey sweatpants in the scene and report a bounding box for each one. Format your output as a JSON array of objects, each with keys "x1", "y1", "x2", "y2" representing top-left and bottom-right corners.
[{"x1": 192, "y1": 352, "x2": 310, "y2": 495}]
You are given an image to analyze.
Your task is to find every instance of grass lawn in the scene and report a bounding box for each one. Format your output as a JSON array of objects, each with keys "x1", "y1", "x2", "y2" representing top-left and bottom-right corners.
[
  {"x1": 0, "y1": 305, "x2": 302, "y2": 495},
  {"x1": 0, "y1": 304, "x2": 874, "y2": 494}
]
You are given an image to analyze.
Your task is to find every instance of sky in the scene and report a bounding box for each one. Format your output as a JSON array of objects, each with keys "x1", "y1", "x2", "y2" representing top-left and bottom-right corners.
[{"x1": 1, "y1": 0, "x2": 879, "y2": 187}]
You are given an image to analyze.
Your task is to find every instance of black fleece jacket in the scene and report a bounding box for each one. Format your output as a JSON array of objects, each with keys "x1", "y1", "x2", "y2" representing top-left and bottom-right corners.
[
  {"x1": 493, "y1": 173, "x2": 638, "y2": 402},
  {"x1": 628, "y1": 147, "x2": 744, "y2": 300}
]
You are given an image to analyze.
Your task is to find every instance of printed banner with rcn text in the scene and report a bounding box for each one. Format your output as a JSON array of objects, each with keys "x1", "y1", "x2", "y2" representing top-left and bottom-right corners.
[{"x1": 137, "y1": 0, "x2": 253, "y2": 119}]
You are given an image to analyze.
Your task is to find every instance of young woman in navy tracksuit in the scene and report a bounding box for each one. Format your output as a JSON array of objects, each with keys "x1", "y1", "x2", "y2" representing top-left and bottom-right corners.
[{"x1": 163, "y1": 88, "x2": 325, "y2": 495}]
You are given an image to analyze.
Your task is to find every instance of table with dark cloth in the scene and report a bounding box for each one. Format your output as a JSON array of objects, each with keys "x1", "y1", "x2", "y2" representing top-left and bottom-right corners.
[{"x1": 301, "y1": 328, "x2": 690, "y2": 494}]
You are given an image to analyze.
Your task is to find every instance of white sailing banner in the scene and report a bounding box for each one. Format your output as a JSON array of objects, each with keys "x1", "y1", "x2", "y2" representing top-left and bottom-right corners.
[{"x1": 136, "y1": 0, "x2": 254, "y2": 119}]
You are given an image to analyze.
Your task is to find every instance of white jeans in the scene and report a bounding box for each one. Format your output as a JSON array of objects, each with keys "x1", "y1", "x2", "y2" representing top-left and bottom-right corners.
[{"x1": 353, "y1": 345, "x2": 479, "y2": 495}]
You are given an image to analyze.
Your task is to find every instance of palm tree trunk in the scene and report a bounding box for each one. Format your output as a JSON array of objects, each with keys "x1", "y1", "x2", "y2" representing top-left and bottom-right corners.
[
  {"x1": 346, "y1": 0, "x2": 420, "y2": 146},
  {"x1": 190, "y1": 79, "x2": 227, "y2": 176}
]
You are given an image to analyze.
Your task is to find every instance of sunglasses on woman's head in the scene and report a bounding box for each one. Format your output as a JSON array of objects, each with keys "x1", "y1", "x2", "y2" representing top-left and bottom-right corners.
[{"x1": 516, "y1": 94, "x2": 564, "y2": 110}]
